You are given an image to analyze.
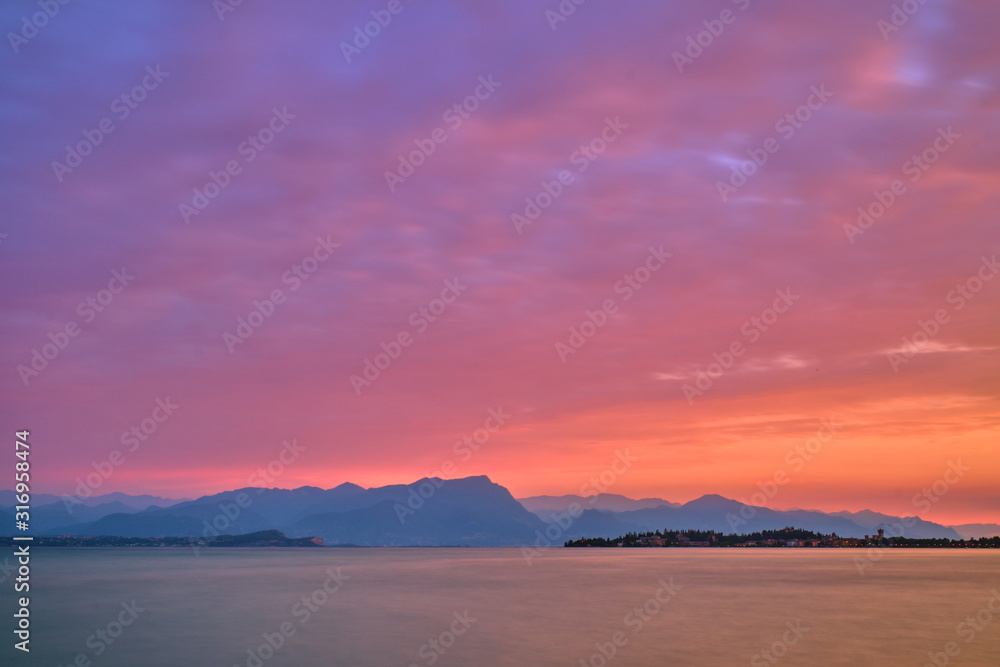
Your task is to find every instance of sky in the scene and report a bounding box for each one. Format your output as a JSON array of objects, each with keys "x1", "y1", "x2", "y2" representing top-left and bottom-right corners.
[{"x1": 1, "y1": 0, "x2": 997, "y2": 525}]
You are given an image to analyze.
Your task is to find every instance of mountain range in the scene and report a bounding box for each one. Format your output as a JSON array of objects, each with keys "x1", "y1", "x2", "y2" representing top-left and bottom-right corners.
[{"x1": 2, "y1": 477, "x2": 995, "y2": 545}]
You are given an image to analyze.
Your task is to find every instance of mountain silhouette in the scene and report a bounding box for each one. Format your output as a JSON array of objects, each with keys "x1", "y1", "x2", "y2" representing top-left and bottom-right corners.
[{"x1": 0, "y1": 478, "x2": 972, "y2": 543}]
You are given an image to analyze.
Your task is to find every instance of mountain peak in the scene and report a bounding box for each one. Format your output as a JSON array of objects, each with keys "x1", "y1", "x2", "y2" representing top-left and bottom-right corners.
[
  {"x1": 411, "y1": 474, "x2": 495, "y2": 486},
  {"x1": 682, "y1": 494, "x2": 744, "y2": 511},
  {"x1": 688, "y1": 493, "x2": 735, "y2": 504},
  {"x1": 455, "y1": 474, "x2": 494, "y2": 484},
  {"x1": 329, "y1": 482, "x2": 365, "y2": 493}
]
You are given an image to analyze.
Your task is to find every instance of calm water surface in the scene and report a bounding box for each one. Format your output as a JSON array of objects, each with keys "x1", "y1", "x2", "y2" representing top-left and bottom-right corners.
[{"x1": 3, "y1": 548, "x2": 998, "y2": 666}]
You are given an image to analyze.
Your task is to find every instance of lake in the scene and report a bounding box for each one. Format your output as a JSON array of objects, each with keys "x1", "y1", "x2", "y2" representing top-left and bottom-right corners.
[{"x1": 4, "y1": 548, "x2": 998, "y2": 666}]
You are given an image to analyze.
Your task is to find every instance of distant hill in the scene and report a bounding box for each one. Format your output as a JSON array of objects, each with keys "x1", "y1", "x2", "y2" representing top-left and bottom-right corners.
[
  {"x1": 0, "y1": 491, "x2": 188, "y2": 534},
  {"x1": 293, "y1": 476, "x2": 545, "y2": 546},
  {"x1": 950, "y1": 523, "x2": 1000, "y2": 539},
  {"x1": 0, "y1": 490, "x2": 184, "y2": 511},
  {"x1": 21, "y1": 476, "x2": 547, "y2": 546},
  {"x1": 533, "y1": 494, "x2": 962, "y2": 541},
  {"x1": 0, "y1": 480, "x2": 971, "y2": 544},
  {"x1": 519, "y1": 493, "x2": 677, "y2": 521},
  {"x1": 78, "y1": 492, "x2": 187, "y2": 511}
]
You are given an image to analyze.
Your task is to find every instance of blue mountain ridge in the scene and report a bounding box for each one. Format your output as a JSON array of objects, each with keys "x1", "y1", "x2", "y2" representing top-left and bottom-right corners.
[{"x1": 0, "y1": 477, "x2": 970, "y2": 543}]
